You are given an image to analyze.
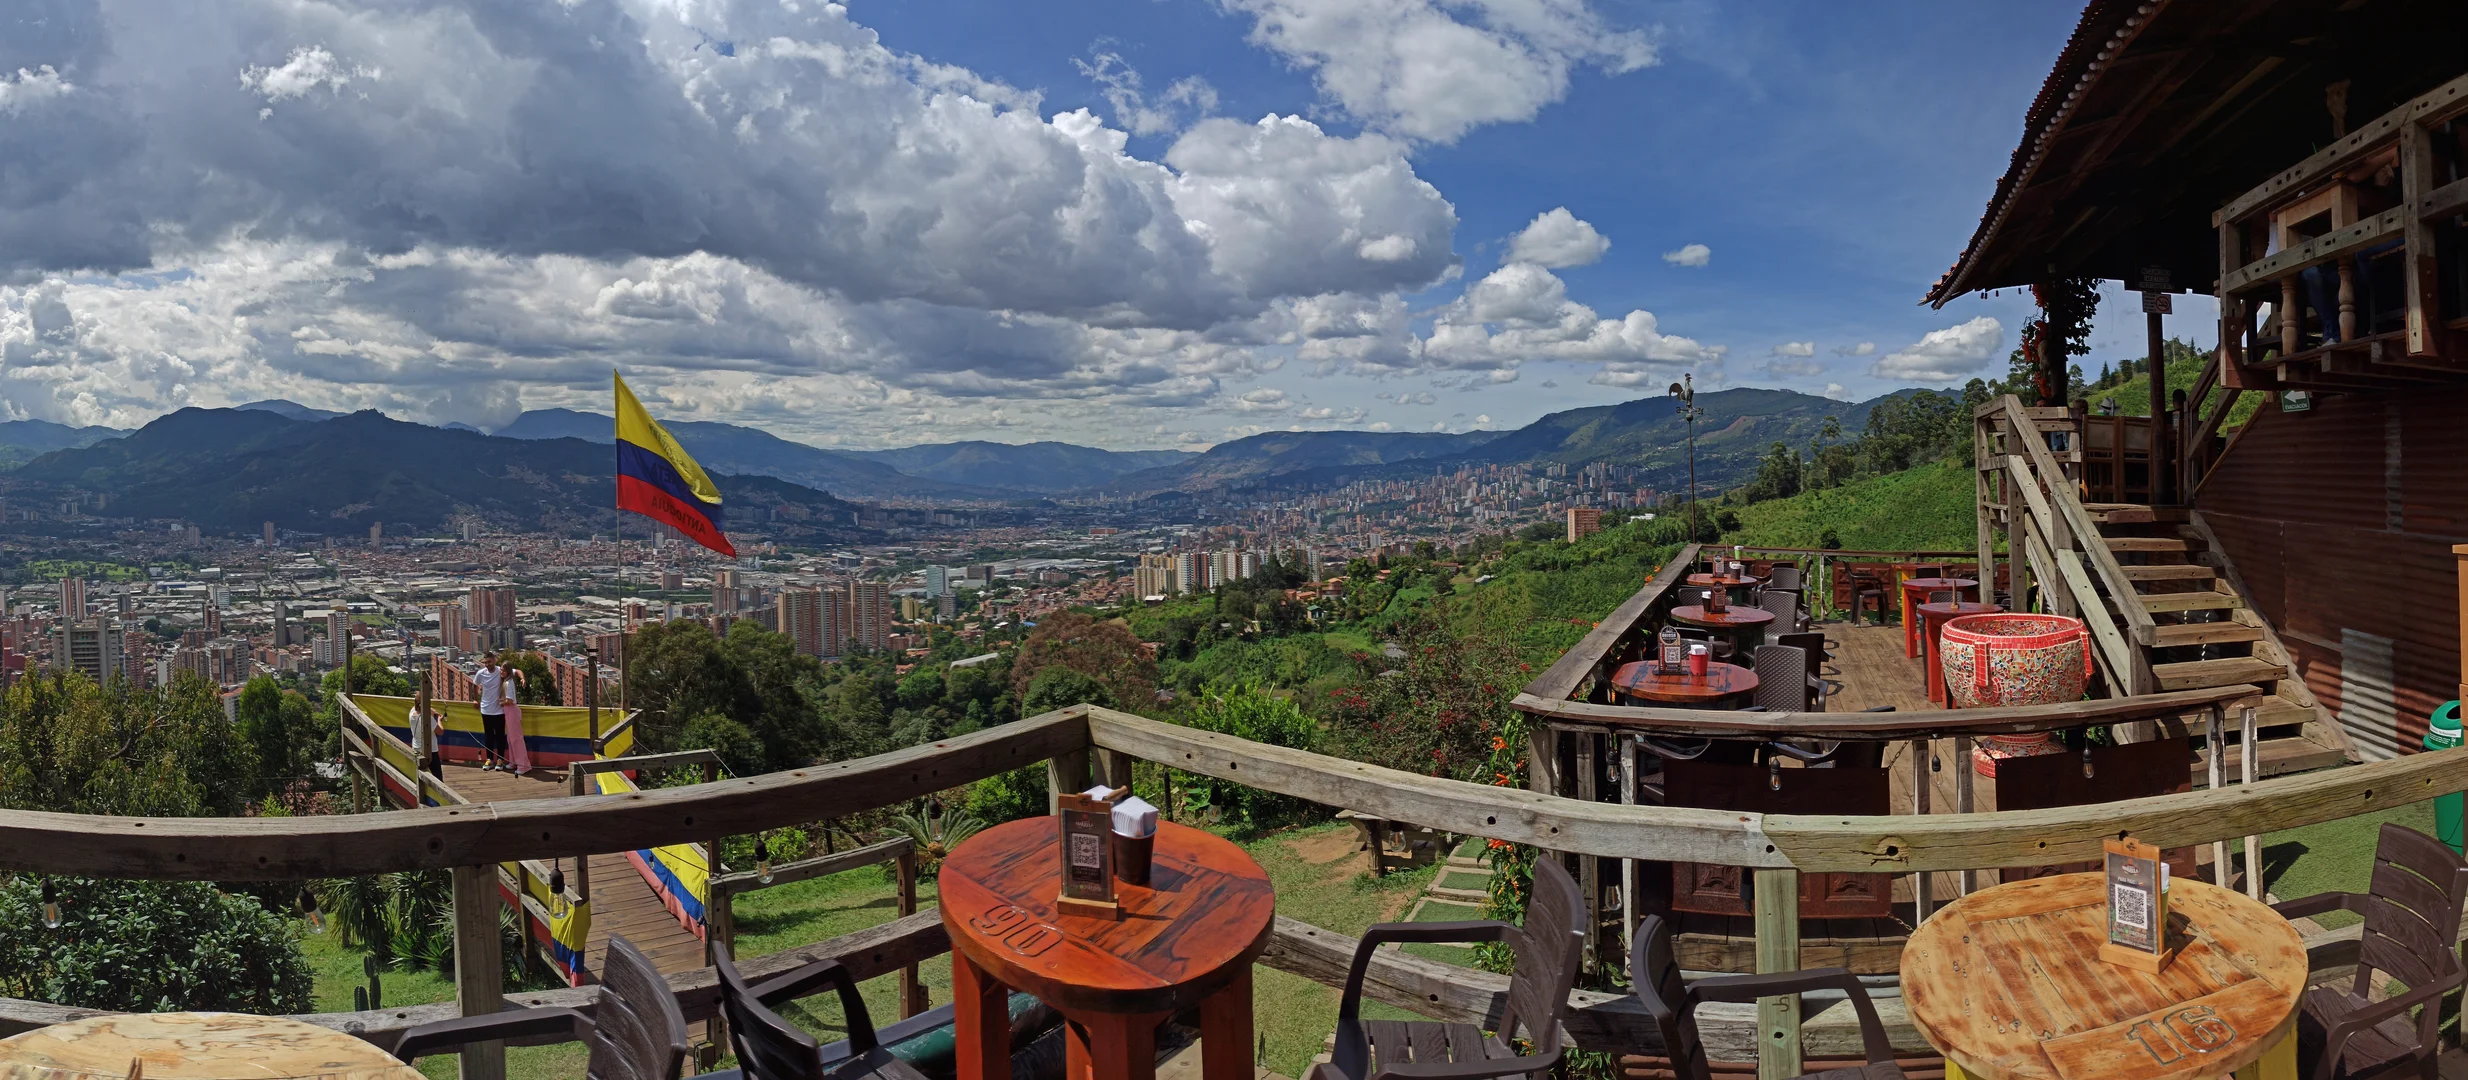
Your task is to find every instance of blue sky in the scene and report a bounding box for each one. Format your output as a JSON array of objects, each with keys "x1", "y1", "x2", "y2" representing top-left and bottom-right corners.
[{"x1": 0, "y1": 0, "x2": 2195, "y2": 448}]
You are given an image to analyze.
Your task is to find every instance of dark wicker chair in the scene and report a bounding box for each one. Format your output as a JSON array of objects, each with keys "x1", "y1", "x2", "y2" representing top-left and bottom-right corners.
[
  {"x1": 1308, "y1": 857, "x2": 1586, "y2": 1080},
  {"x1": 1750, "y1": 645, "x2": 1812, "y2": 713},
  {"x1": 1767, "y1": 564, "x2": 1802, "y2": 593},
  {"x1": 1630, "y1": 915, "x2": 1904, "y2": 1080},
  {"x1": 2270, "y1": 823, "x2": 2468, "y2": 1080},
  {"x1": 712, "y1": 940, "x2": 931, "y2": 1080},
  {"x1": 394, "y1": 936, "x2": 691, "y2": 1080},
  {"x1": 1759, "y1": 590, "x2": 1803, "y2": 635}
]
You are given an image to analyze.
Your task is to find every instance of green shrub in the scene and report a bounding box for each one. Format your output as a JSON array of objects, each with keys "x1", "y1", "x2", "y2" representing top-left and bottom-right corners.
[
  {"x1": 1176, "y1": 685, "x2": 1320, "y2": 829},
  {"x1": 0, "y1": 877, "x2": 313, "y2": 1014}
]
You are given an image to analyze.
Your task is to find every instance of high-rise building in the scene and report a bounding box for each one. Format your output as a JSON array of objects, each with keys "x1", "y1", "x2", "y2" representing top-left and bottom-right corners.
[
  {"x1": 1566, "y1": 507, "x2": 1603, "y2": 543},
  {"x1": 1173, "y1": 553, "x2": 1203, "y2": 595},
  {"x1": 263, "y1": 521, "x2": 276, "y2": 546},
  {"x1": 966, "y1": 564, "x2": 995, "y2": 583},
  {"x1": 1133, "y1": 555, "x2": 1175, "y2": 599},
  {"x1": 1237, "y1": 551, "x2": 1263, "y2": 581},
  {"x1": 58, "y1": 577, "x2": 84, "y2": 618},
  {"x1": 936, "y1": 591, "x2": 956, "y2": 620},
  {"x1": 900, "y1": 595, "x2": 922, "y2": 621},
  {"x1": 713, "y1": 569, "x2": 741, "y2": 615},
  {"x1": 780, "y1": 589, "x2": 828, "y2": 659},
  {"x1": 661, "y1": 570, "x2": 684, "y2": 591},
  {"x1": 272, "y1": 603, "x2": 293, "y2": 648},
  {"x1": 368, "y1": 521, "x2": 383, "y2": 548},
  {"x1": 925, "y1": 566, "x2": 949, "y2": 598},
  {"x1": 468, "y1": 587, "x2": 516, "y2": 628},
  {"x1": 52, "y1": 620, "x2": 123, "y2": 684},
  {"x1": 845, "y1": 582, "x2": 892, "y2": 653}
]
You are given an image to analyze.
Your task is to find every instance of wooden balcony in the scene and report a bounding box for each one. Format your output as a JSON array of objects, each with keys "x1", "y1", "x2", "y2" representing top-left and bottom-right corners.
[{"x1": 2215, "y1": 73, "x2": 2468, "y2": 393}]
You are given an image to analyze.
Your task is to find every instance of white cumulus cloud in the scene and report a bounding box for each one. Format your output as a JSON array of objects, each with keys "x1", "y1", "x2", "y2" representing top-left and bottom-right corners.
[
  {"x1": 1507, "y1": 207, "x2": 1609, "y2": 268},
  {"x1": 240, "y1": 45, "x2": 376, "y2": 102},
  {"x1": 1220, "y1": 0, "x2": 1656, "y2": 143},
  {"x1": 1771, "y1": 341, "x2": 1813, "y2": 357},
  {"x1": 1871, "y1": 317, "x2": 2005, "y2": 383},
  {"x1": 1661, "y1": 243, "x2": 1711, "y2": 267}
]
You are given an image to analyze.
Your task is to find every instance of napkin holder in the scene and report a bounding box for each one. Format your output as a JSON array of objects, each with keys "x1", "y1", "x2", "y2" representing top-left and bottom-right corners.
[{"x1": 2097, "y1": 836, "x2": 2176, "y2": 973}]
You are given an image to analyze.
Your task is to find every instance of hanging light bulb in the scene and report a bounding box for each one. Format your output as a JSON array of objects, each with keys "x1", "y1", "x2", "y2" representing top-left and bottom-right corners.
[
  {"x1": 40, "y1": 879, "x2": 60, "y2": 930},
  {"x1": 548, "y1": 864, "x2": 566, "y2": 896},
  {"x1": 755, "y1": 837, "x2": 774, "y2": 885},
  {"x1": 297, "y1": 886, "x2": 324, "y2": 934},
  {"x1": 927, "y1": 797, "x2": 943, "y2": 822}
]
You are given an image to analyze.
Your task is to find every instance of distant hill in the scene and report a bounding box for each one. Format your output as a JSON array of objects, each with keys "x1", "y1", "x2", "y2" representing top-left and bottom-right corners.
[
  {"x1": 833, "y1": 441, "x2": 1195, "y2": 492},
  {"x1": 7, "y1": 408, "x2": 862, "y2": 539},
  {"x1": 0, "y1": 419, "x2": 123, "y2": 468},
  {"x1": 1099, "y1": 388, "x2": 1882, "y2": 495},
  {"x1": 233, "y1": 399, "x2": 346, "y2": 422},
  {"x1": 494, "y1": 408, "x2": 993, "y2": 501}
]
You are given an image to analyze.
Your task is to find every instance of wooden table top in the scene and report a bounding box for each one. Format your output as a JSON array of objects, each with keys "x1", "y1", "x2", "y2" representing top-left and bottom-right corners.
[
  {"x1": 1902, "y1": 577, "x2": 1979, "y2": 592},
  {"x1": 1900, "y1": 874, "x2": 2305, "y2": 1080},
  {"x1": 1607, "y1": 660, "x2": 1758, "y2": 704},
  {"x1": 0, "y1": 1012, "x2": 420, "y2": 1080},
  {"x1": 1915, "y1": 601, "x2": 2000, "y2": 619},
  {"x1": 1668, "y1": 605, "x2": 1776, "y2": 629},
  {"x1": 940, "y1": 817, "x2": 1275, "y2": 1015},
  {"x1": 1685, "y1": 573, "x2": 1765, "y2": 588}
]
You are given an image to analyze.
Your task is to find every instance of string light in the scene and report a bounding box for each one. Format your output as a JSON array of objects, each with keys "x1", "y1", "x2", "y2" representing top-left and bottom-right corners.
[
  {"x1": 40, "y1": 879, "x2": 60, "y2": 930},
  {"x1": 755, "y1": 837, "x2": 774, "y2": 885},
  {"x1": 297, "y1": 886, "x2": 324, "y2": 934}
]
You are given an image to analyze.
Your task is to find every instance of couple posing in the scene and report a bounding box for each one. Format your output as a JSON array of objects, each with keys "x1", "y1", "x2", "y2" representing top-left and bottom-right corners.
[{"x1": 476, "y1": 652, "x2": 530, "y2": 774}]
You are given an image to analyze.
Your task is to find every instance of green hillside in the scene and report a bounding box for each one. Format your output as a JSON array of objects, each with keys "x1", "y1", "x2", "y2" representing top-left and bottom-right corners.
[
  {"x1": 2083, "y1": 338, "x2": 2263, "y2": 430},
  {"x1": 1718, "y1": 458, "x2": 1977, "y2": 552}
]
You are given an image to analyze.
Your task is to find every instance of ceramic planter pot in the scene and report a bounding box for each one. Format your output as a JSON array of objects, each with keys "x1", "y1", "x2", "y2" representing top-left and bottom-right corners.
[{"x1": 1939, "y1": 613, "x2": 2092, "y2": 776}]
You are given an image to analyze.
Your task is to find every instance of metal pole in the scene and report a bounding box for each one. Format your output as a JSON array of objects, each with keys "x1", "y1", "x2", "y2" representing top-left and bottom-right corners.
[{"x1": 586, "y1": 647, "x2": 599, "y2": 744}]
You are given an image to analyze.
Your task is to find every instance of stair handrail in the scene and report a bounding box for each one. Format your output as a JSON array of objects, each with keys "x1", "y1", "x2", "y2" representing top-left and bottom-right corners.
[{"x1": 1996, "y1": 396, "x2": 2161, "y2": 693}]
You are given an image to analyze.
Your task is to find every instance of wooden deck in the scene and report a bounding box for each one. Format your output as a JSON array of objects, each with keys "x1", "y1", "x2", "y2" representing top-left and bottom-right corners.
[{"x1": 436, "y1": 763, "x2": 709, "y2": 980}]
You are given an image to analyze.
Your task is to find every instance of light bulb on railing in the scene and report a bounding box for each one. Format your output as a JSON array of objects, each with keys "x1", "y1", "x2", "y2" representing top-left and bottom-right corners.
[
  {"x1": 40, "y1": 880, "x2": 60, "y2": 930},
  {"x1": 298, "y1": 887, "x2": 325, "y2": 934},
  {"x1": 755, "y1": 838, "x2": 774, "y2": 885}
]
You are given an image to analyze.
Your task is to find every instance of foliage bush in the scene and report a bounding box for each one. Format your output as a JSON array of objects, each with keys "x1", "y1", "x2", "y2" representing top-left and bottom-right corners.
[
  {"x1": 1174, "y1": 684, "x2": 1320, "y2": 829},
  {"x1": 0, "y1": 876, "x2": 313, "y2": 1014}
]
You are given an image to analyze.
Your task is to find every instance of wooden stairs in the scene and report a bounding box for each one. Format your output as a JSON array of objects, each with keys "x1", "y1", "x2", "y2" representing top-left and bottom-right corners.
[{"x1": 2083, "y1": 503, "x2": 2355, "y2": 776}]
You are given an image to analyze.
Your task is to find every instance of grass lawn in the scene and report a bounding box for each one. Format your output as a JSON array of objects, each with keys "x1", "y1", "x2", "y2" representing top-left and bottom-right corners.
[{"x1": 1320, "y1": 628, "x2": 1379, "y2": 656}]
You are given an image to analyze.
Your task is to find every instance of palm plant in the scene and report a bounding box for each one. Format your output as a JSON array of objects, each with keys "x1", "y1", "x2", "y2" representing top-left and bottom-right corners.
[{"x1": 894, "y1": 800, "x2": 984, "y2": 878}]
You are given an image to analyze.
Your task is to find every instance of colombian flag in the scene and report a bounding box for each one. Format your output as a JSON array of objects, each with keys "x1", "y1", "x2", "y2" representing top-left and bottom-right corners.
[{"x1": 615, "y1": 373, "x2": 735, "y2": 557}]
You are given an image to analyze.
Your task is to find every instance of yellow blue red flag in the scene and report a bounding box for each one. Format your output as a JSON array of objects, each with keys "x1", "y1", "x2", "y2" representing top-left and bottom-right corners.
[{"x1": 614, "y1": 372, "x2": 734, "y2": 557}]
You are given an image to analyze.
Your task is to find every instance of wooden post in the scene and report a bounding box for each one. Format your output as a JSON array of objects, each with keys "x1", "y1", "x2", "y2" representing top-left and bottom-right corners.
[
  {"x1": 896, "y1": 849, "x2": 926, "y2": 1019},
  {"x1": 1975, "y1": 412, "x2": 1997, "y2": 603},
  {"x1": 586, "y1": 647, "x2": 599, "y2": 745},
  {"x1": 1575, "y1": 730, "x2": 1601, "y2": 970},
  {"x1": 2280, "y1": 276, "x2": 2300, "y2": 359},
  {"x1": 449, "y1": 864, "x2": 506, "y2": 1080},
  {"x1": 1954, "y1": 735, "x2": 1975, "y2": 897},
  {"x1": 1910, "y1": 738, "x2": 1932, "y2": 922},
  {"x1": 1046, "y1": 746, "x2": 1090, "y2": 815},
  {"x1": 2400, "y1": 121, "x2": 2443, "y2": 357},
  {"x1": 1618, "y1": 735, "x2": 1639, "y2": 952},
  {"x1": 568, "y1": 769, "x2": 591, "y2": 904},
  {"x1": 343, "y1": 628, "x2": 354, "y2": 695},
  {"x1": 1098, "y1": 748, "x2": 1135, "y2": 791},
  {"x1": 2241, "y1": 705, "x2": 2262, "y2": 900},
  {"x1": 2148, "y1": 310, "x2": 2170, "y2": 506},
  {"x1": 1752, "y1": 867, "x2": 1803, "y2": 1080},
  {"x1": 2207, "y1": 706, "x2": 2229, "y2": 887}
]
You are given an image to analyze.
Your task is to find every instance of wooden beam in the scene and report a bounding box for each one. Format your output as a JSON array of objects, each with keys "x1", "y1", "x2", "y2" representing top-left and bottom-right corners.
[
  {"x1": 2220, "y1": 207, "x2": 2404, "y2": 295},
  {"x1": 709, "y1": 837, "x2": 912, "y2": 895},
  {"x1": 1754, "y1": 868, "x2": 1803, "y2": 1080},
  {"x1": 0, "y1": 706, "x2": 1092, "y2": 880},
  {"x1": 1763, "y1": 744, "x2": 2468, "y2": 874},
  {"x1": 2213, "y1": 72, "x2": 2468, "y2": 225},
  {"x1": 450, "y1": 864, "x2": 506, "y2": 1080}
]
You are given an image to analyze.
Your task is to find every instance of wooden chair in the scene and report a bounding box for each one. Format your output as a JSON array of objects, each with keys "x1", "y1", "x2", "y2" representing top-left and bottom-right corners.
[
  {"x1": 1629, "y1": 915, "x2": 1904, "y2": 1080},
  {"x1": 1309, "y1": 858, "x2": 1585, "y2": 1080},
  {"x1": 713, "y1": 940, "x2": 932, "y2": 1080},
  {"x1": 2270, "y1": 823, "x2": 2468, "y2": 1080},
  {"x1": 393, "y1": 936, "x2": 691, "y2": 1080},
  {"x1": 1847, "y1": 567, "x2": 1889, "y2": 625}
]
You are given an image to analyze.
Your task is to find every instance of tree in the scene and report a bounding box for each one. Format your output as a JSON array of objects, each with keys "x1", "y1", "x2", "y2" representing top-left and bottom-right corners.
[
  {"x1": 1021, "y1": 667, "x2": 1112, "y2": 716},
  {"x1": 0, "y1": 877, "x2": 313, "y2": 1014},
  {"x1": 235, "y1": 676, "x2": 319, "y2": 797},
  {"x1": 0, "y1": 672, "x2": 253, "y2": 817},
  {"x1": 1010, "y1": 611, "x2": 1157, "y2": 713},
  {"x1": 1741, "y1": 441, "x2": 1802, "y2": 503},
  {"x1": 502, "y1": 651, "x2": 562, "y2": 706}
]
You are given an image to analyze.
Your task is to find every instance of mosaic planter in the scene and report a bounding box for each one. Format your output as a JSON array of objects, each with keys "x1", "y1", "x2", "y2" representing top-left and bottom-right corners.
[{"x1": 1939, "y1": 613, "x2": 2091, "y2": 776}]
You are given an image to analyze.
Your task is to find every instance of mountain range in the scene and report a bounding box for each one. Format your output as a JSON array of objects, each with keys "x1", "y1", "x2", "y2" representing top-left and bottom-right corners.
[
  {"x1": 8, "y1": 409, "x2": 861, "y2": 539},
  {"x1": 0, "y1": 386, "x2": 1900, "y2": 526}
]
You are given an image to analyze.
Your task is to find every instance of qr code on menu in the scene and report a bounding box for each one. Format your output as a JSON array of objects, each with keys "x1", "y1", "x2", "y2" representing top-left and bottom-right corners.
[
  {"x1": 1071, "y1": 832, "x2": 1102, "y2": 869},
  {"x1": 2112, "y1": 882, "x2": 2150, "y2": 932}
]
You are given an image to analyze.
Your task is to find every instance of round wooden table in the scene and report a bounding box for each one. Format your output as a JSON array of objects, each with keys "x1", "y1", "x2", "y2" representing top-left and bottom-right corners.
[
  {"x1": 1901, "y1": 873, "x2": 2305, "y2": 1080},
  {"x1": 1668, "y1": 604, "x2": 1777, "y2": 651},
  {"x1": 1901, "y1": 577, "x2": 1980, "y2": 656},
  {"x1": 0, "y1": 1012, "x2": 422, "y2": 1080},
  {"x1": 1607, "y1": 659, "x2": 1758, "y2": 708},
  {"x1": 941, "y1": 816, "x2": 1275, "y2": 1080},
  {"x1": 1916, "y1": 600, "x2": 2002, "y2": 705},
  {"x1": 1685, "y1": 572, "x2": 1766, "y2": 605}
]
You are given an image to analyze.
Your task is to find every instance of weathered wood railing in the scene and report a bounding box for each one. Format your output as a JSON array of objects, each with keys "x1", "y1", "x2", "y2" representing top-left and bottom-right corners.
[
  {"x1": 3, "y1": 704, "x2": 2465, "y2": 1080},
  {"x1": 706, "y1": 836, "x2": 926, "y2": 1019}
]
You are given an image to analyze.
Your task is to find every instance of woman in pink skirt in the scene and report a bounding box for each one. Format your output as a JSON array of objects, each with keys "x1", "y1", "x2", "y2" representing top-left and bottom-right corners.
[{"x1": 503, "y1": 670, "x2": 533, "y2": 776}]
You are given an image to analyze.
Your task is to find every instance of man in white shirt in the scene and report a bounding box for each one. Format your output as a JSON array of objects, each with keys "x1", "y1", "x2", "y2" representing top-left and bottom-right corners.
[{"x1": 476, "y1": 652, "x2": 507, "y2": 771}]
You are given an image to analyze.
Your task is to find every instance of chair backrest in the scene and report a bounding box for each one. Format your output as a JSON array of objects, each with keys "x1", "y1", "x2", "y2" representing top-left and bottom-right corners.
[
  {"x1": 1758, "y1": 591, "x2": 1798, "y2": 630},
  {"x1": 587, "y1": 937, "x2": 692, "y2": 1080},
  {"x1": 1750, "y1": 645, "x2": 1810, "y2": 712},
  {"x1": 714, "y1": 940, "x2": 822, "y2": 1080},
  {"x1": 2353, "y1": 823, "x2": 2468, "y2": 1016},
  {"x1": 1767, "y1": 564, "x2": 1801, "y2": 592},
  {"x1": 1499, "y1": 857, "x2": 1586, "y2": 1058},
  {"x1": 1927, "y1": 590, "x2": 1955, "y2": 605},
  {"x1": 1913, "y1": 565, "x2": 1944, "y2": 580},
  {"x1": 1630, "y1": 915, "x2": 1712, "y2": 1080}
]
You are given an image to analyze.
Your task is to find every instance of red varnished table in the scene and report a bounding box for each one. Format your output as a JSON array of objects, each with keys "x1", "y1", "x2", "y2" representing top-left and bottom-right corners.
[
  {"x1": 1669, "y1": 604, "x2": 1776, "y2": 651},
  {"x1": 1608, "y1": 659, "x2": 1758, "y2": 708},
  {"x1": 1900, "y1": 577, "x2": 1979, "y2": 656},
  {"x1": 942, "y1": 816, "x2": 1275, "y2": 1080}
]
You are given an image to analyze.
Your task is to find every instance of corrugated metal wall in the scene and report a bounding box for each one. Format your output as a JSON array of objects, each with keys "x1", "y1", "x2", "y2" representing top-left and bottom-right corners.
[{"x1": 2197, "y1": 390, "x2": 2468, "y2": 760}]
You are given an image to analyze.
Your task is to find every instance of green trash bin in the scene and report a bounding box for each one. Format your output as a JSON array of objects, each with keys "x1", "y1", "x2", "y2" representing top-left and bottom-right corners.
[{"x1": 2432, "y1": 702, "x2": 2464, "y2": 855}]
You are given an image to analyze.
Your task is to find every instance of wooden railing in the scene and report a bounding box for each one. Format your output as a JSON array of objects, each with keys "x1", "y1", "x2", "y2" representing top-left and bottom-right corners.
[
  {"x1": 4, "y1": 703, "x2": 2466, "y2": 1079},
  {"x1": 1975, "y1": 395, "x2": 2157, "y2": 695},
  {"x1": 705, "y1": 837, "x2": 926, "y2": 1019}
]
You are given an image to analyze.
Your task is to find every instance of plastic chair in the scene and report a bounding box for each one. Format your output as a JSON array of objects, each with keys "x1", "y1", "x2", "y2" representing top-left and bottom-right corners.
[
  {"x1": 2270, "y1": 823, "x2": 2468, "y2": 1080},
  {"x1": 1629, "y1": 915, "x2": 1905, "y2": 1080}
]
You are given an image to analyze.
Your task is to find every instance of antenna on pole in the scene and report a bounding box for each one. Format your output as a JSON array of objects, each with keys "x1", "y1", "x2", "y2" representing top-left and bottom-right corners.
[{"x1": 1668, "y1": 375, "x2": 1704, "y2": 545}]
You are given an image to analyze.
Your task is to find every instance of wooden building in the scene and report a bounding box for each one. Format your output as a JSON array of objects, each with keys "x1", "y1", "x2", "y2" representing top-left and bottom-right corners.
[{"x1": 1929, "y1": 0, "x2": 2468, "y2": 760}]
